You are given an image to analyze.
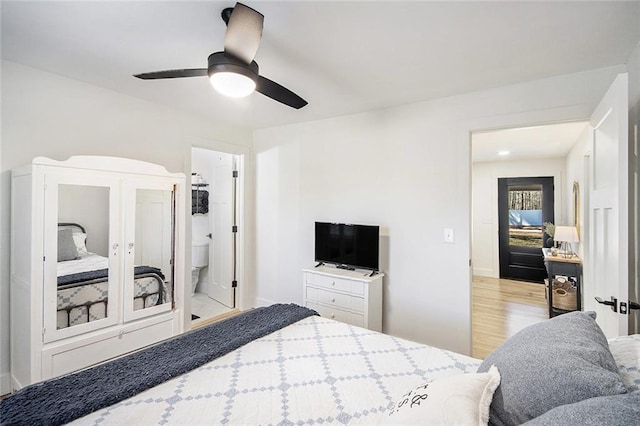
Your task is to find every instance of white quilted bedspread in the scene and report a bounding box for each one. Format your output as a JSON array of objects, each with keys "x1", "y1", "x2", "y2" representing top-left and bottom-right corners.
[
  {"x1": 57, "y1": 253, "x2": 108, "y2": 277},
  {"x1": 73, "y1": 315, "x2": 480, "y2": 425}
]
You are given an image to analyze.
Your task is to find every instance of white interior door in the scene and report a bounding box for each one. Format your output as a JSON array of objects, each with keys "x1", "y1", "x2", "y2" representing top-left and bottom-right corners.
[
  {"x1": 208, "y1": 154, "x2": 236, "y2": 308},
  {"x1": 585, "y1": 73, "x2": 629, "y2": 338}
]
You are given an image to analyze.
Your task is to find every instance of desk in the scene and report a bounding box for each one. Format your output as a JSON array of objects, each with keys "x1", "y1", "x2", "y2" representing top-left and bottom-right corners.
[{"x1": 542, "y1": 248, "x2": 582, "y2": 318}]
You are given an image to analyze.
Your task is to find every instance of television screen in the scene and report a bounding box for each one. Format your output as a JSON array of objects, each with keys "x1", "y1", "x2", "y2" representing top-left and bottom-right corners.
[{"x1": 315, "y1": 222, "x2": 379, "y2": 271}]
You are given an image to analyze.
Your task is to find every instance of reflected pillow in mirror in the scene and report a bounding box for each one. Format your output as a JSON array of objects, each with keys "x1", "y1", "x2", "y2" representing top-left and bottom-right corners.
[
  {"x1": 72, "y1": 231, "x2": 88, "y2": 256},
  {"x1": 58, "y1": 228, "x2": 79, "y2": 262}
]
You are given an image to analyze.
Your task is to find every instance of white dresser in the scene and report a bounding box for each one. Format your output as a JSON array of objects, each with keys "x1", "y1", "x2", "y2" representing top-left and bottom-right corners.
[{"x1": 302, "y1": 266, "x2": 383, "y2": 331}]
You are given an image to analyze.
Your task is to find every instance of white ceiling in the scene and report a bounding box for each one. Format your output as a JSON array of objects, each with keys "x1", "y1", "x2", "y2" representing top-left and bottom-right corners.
[
  {"x1": 2, "y1": 1, "x2": 640, "y2": 132},
  {"x1": 472, "y1": 120, "x2": 589, "y2": 163}
]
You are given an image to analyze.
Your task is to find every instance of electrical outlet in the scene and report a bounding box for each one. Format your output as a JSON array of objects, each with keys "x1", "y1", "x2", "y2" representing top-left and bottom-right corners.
[{"x1": 443, "y1": 228, "x2": 454, "y2": 243}]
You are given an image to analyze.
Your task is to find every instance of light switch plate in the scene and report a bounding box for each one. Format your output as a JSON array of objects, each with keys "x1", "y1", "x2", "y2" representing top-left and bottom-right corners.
[{"x1": 443, "y1": 228, "x2": 454, "y2": 243}]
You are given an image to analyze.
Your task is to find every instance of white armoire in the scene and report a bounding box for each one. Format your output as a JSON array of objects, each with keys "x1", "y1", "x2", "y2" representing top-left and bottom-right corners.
[{"x1": 10, "y1": 156, "x2": 186, "y2": 390}]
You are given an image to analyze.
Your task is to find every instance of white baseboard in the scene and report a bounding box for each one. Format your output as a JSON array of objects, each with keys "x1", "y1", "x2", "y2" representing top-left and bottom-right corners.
[
  {"x1": 254, "y1": 297, "x2": 275, "y2": 308},
  {"x1": 1, "y1": 371, "x2": 11, "y2": 396},
  {"x1": 473, "y1": 268, "x2": 496, "y2": 278}
]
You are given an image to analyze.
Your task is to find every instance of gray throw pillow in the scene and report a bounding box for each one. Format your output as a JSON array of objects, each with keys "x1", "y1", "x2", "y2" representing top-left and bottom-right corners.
[
  {"x1": 523, "y1": 393, "x2": 640, "y2": 426},
  {"x1": 58, "y1": 228, "x2": 79, "y2": 262},
  {"x1": 477, "y1": 311, "x2": 627, "y2": 426}
]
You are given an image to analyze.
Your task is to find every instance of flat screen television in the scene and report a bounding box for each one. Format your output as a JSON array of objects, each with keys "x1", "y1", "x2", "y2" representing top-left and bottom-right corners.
[{"x1": 315, "y1": 222, "x2": 379, "y2": 271}]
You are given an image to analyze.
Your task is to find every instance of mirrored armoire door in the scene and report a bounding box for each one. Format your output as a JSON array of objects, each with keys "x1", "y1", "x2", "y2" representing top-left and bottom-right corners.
[
  {"x1": 43, "y1": 171, "x2": 121, "y2": 343},
  {"x1": 123, "y1": 178, "x2": 177, "y2": 322}
]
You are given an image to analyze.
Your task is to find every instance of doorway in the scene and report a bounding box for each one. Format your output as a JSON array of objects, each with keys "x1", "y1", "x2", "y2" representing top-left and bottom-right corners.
[
  {"x1": 190, "y1": 147, "x2": 241, "y2": 325},
  {"x1": 498, "y1": 176, "x2": 554, "y2": 282},
  {"x1": 470, "y1": 121, "x2": 586, "y2": 358}
]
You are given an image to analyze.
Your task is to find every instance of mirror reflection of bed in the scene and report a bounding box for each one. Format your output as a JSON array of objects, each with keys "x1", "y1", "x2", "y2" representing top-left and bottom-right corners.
[
  {"x1": 57, "y1": 222, "x2": 169, "y2": 328},
  {"x1": 56, "y1": 184, "x2": 173, "y2": 330}
]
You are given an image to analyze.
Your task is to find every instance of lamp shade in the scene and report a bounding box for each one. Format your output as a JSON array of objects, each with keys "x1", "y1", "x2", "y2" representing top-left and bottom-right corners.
[{"x1": 554, "y1": 226, "x2": 579, "y2": 243}]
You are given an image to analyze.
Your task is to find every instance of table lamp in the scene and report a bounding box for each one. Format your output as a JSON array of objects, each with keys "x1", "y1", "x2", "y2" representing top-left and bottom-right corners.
[{"x1": 554, "y1": 226, "x2": 579, "y2": 258}]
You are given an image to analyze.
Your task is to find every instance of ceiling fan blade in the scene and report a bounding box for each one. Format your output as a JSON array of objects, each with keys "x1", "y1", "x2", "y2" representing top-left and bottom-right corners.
[
  {"x1": 134, "y1": 69, "x2": 208, "y2": 80},
  {"x1": 256, "y1": 75, "x2": 308, "y2": 109},
  {"x1": 224, "y1": 2, "x2": 264, "y2": 64}
]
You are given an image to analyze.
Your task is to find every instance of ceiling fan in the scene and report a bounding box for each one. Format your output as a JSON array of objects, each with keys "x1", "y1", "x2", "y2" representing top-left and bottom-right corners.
[{"x1": 134, "y1": 2, "x2": 307, "y2": 109}]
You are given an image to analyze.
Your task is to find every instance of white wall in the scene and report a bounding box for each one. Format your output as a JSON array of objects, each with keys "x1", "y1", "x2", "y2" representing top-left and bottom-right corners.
[
  {"x1": 627, "y1": 39, "x2": 640, "y2": 334},
  {"x1": 0, "y1": 61, "x2": 252, "y2": 394},
  {"x1": 58, "y1": 184, "x2": 110, "y2": 256},
  {"x1": 253, "y1": 65, "x2": 624, "y2": 355},
  {"x1": 471, "y1": 158, "x2": 566, "y2": 278},
  {"x1": 0, "y1": 58, "x2": 634, "y2": 394},
  {"x1": 564, "y1": 125, "x2": 591, "y2": 260}
]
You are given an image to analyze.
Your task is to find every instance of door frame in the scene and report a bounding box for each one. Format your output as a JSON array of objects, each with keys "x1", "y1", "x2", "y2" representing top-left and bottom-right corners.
[
  {"x1": 185, "y1": 143, "x2": 249, "y2": 329},
  {"x1": 469, "y1": 73, "x2": 634, "y2": 353},
  {"x1": 469, "y1": 117, "x2": 588, "y2": 358}
]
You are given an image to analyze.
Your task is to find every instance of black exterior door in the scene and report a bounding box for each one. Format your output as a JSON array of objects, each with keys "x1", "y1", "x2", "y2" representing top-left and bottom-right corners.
[{"x1": 498, "y1": 177, "x2": 554, "y2": 283}]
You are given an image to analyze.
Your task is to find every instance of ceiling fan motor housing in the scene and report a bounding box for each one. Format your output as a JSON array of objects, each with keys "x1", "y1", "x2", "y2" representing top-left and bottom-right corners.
[{"x1": 207, "y1": 51, "x2": 259, "y2": 82}]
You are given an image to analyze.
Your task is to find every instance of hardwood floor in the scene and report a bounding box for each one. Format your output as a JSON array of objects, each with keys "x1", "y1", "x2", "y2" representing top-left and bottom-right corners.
[{"x1": 472, "y1": 276, "x2": 548, "y2": 359}]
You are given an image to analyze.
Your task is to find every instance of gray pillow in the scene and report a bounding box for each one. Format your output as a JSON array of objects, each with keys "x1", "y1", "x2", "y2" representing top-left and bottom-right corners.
[
  {"x1": 58, "y1": 228, "x2": 79, "y2": 262},
  {"x1": 523, "y1": 393, "x2": 640, "y2": 426},
  {"x1": 477, "y1": 311, "x2": 627, "y2": 426}
]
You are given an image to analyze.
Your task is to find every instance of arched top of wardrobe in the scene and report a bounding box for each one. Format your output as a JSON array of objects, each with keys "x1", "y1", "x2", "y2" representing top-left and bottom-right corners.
[{"x1": 32, "y1": 156, "x2": 184, "y2": 178}]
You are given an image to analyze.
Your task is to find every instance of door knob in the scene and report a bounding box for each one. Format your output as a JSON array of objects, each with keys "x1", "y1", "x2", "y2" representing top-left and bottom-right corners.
[{"x1": 594, "y1": 296, "x2": 617, "y2": 313}]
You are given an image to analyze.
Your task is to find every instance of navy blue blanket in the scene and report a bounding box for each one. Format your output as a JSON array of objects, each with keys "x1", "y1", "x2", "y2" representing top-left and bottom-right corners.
[
  {"x1": 57, "y1": 265, "x2": 165, "y2": 287},
  {"x1": 0, "y1": 303, "x2": 318, "y2": 426}
]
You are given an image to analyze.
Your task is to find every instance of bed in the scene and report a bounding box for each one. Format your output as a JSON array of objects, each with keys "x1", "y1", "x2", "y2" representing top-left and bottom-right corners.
[
  {"x1": 56, "y1": 223, "x2": 169, "y2": 329},
  {"x1": 1, "y1": 304, "x2": 639, "y2": 425}
]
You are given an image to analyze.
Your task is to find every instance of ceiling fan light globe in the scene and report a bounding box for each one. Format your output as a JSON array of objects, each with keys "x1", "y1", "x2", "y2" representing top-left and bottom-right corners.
[{"x1": 209, "y1": 72, "x2": 256, "y2": 98}]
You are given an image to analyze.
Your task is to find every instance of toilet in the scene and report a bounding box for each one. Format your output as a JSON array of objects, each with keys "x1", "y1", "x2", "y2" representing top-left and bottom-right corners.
[{"x1": 191, "y1": 239, "x2": 209, "y2": 295}]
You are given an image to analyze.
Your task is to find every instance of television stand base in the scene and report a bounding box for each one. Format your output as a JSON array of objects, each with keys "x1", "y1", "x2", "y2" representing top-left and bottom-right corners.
[
  {"x1": 314, "y1": 262, "x2": 324, "y2": 268},
  {"x1": 336, "y1": 264, "x2": 356, "y2": 271}
]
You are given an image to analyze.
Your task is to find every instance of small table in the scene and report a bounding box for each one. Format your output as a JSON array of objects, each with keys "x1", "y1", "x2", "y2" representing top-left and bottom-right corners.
[{"x1": 542, "y1": 248, "x2": 582, "y2": 318}]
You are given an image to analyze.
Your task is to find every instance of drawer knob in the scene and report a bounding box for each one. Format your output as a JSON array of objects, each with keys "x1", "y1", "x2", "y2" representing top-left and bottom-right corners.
[
  {"x1": 330, "y1": 313, "x2": 335, "y2": 319},
  {"x1": 331, "y1": 298, "x2": 336, "y2": 303},
  {"x1": 332, "y1": 281, "x2": 335, "y2": 286}
]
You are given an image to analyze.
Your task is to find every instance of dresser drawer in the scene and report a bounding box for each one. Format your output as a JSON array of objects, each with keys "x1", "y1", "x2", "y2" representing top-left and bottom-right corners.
[
  {"x1": 42, "y1": 314, "x2": 175, "y2": 380},
  {"x1": 305, "y1": 301, "x2": 364, "y2": 328},
  {"x1": 306, "y1": 286, "x2": 364, "y2": 312},
  {"x1": 305, "y1": 272, "x2": 365, "y2": 296},
  {"x1": 303, "y1": 267, "x2": 383, "y2": 332}
]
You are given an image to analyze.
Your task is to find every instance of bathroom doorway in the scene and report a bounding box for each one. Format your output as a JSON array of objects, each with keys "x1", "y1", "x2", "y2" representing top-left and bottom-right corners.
[{"x1": 191, "y1": 147, "x2": 241, "y2": 325}]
